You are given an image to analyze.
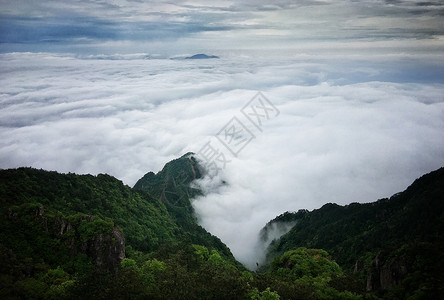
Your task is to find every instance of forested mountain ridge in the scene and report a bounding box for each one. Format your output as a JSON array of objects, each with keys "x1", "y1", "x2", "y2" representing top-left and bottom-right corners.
[
  {"x1": 0, "y1": 155, "x2": 443, "y2": 299},
  {"x1": 133, "y1": 152, "x2": 201, "y2": 223},
  {"x1": 0, "y1": 155, "x2": 242, "y2": 299},
  {"x1": 263, "y1": 167, "x2": 444, "y2": 299},
  {"x1": 133, "y1": 152, "x2": 234, "y2": 260},
  {"x1": 0, "y1": 168, "x2": 178, "y2": 253}
]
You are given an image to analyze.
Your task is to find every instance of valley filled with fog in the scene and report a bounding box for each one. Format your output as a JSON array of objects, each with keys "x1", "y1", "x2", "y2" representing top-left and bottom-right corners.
[{"x1": 1, "y1": 50, "x2": 444, "y2": 267}]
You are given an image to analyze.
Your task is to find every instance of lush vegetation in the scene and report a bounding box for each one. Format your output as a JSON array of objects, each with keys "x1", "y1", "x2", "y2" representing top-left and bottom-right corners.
[
  {"x1": 0, "y1": 154, "x2": 442, "y2": 299},
  {"x1": 0, "y1": 168, "x2": 178, "y2": 253},
  {"x1": 132, "y1": 153, "x2": 234, "y2": 260},
  {"x1": 265, "y1": 168, "x2": 444, "y2": 299},
  {"x1": 0, "y1": 154, "x2": 238, "y2": 299}
]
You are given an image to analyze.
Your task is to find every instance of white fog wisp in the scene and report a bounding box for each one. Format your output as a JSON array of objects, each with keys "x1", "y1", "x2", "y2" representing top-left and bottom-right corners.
[{"x1": 1, "y1": 52, "x2": 444, "y2": 269}]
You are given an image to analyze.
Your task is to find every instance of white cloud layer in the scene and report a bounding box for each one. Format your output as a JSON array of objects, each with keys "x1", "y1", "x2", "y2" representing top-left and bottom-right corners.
[{"x1": 1, "y1": 51, "x2": 444, "y2": 269}]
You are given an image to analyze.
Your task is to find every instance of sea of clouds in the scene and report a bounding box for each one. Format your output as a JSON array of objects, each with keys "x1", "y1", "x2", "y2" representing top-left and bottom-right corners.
[{"x1": 1, "y1": 51, "x2": 444, "y2": 268}]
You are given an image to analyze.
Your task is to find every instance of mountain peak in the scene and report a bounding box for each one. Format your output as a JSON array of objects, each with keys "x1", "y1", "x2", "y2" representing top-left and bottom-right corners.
[
  {"x1": 133, "y1": 152, "x2": 201, "y2": 192},
  {"x1": 185, "y1": 54, "x2": 219, "y2": 59}
]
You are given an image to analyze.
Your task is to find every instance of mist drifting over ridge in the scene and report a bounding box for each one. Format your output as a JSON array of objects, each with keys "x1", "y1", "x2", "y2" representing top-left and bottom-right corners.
[
  {"x1": 1, "y1": 0, "x2": 444, "y2": 269},
  {"x1": 1, "y1": 50, "x2": 444, "y2": 268}
]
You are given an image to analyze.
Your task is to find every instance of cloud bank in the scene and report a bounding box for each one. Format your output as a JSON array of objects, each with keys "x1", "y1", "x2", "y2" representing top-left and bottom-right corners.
[
  {"x1": 1, "y1": 0, "x2": 444, "y2": 53},
  {"x1": 1, "y1": 51, "x2": 444, "y2": 268},
  {"x1": 1, "y1": 0, "x2": 444, "y2": 272}
]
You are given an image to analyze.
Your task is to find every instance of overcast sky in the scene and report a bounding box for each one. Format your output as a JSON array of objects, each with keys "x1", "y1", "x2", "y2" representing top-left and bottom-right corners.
[
  {"x1": 1, "y1": 0, "x2": 444, "y2": 269},
  {"x1": 1, "y1": 0, "x2": 444, "y2": 54}
]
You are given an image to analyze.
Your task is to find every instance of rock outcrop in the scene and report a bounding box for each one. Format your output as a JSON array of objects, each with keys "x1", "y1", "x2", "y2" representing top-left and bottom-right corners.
[
  {"x1": 52, "y1": 213, "x2": 125, "y2": 273},
  {"x1": 14, "y1": 205, "x2": 126, "y2": 273},
  {"x1": 365, "y1": 253, "x2": 408, "y2": 291}
]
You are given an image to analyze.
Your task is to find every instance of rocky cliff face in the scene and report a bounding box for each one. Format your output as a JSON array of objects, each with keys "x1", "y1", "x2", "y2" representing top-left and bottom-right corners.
[
  {"x1": 53, "y1": 213, "x2": 125, "y2": 273},
  {"x1": 364, "y1": 253, "x2": 408, "y2": 291},
  {"x1": 13, "y1": 204, "x2": 126, "y2": 273},
  {"x1": 96, "y1": 227, "x2": 125, "y2": 271}
]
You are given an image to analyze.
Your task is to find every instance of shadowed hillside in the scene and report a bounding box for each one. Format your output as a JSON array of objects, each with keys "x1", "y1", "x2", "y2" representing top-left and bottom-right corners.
[
  {"x1": 1, "y1": 156, "x2": 443, "y2": 299},
  {"x1": 262, "y1": 168, "x2": 444, "y2": 299}
]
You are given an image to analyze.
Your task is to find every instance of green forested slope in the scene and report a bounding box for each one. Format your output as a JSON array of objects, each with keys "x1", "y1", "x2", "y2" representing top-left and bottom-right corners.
[
  {"x1": 1, "y1": 155, "x2": 442, "y2": 299},
  {"x1": 133, "y1": 153, "x2": 234, "y2": 259},
  {"x1": 265, "y1": 167, "x2": 444, "y2": 299},
  {"x1": 0, "y1": 155, "x2": 243, "y2": 299},
  {"x1": 0, "y1": 167, "x2": 178, "y2": 253}
]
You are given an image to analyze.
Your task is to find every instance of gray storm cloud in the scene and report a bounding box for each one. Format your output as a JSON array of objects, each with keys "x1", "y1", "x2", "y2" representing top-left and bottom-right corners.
[
  {"x1": 1, "y1": 51, "x2": 443, "y2": 268},
  {"x1": 1, "y1": 0, "x2": 444, "y2": 53}
]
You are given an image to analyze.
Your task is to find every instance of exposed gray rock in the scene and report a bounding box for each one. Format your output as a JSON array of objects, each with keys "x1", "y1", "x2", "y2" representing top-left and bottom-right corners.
[
  {"x1": 353, "y1": 259, "x2": 364, "y2": 274},
  {"x1": 366, "y1": 253, "x2": 408, "y2": 291},
  {"x1": 380, "y1": 256, "x2": 408, "y2": 289},
  {"x1": 50, "y1": 207, "x2": 125, "y2": 272}
]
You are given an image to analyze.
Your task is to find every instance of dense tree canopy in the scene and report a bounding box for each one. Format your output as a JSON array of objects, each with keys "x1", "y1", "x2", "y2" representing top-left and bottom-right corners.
[{"x1": 0, "y1": 158, "x2": 442, "y2": 299}]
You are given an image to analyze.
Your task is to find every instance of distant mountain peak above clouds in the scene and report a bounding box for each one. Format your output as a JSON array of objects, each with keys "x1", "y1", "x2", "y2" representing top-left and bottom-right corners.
[{"x1": 185, "y1": 54, "x2": 219, "y2": 59}]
